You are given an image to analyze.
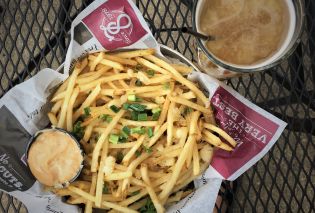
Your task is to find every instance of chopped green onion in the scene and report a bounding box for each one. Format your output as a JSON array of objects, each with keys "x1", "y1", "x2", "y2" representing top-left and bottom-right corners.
[
  {"x1": 99, "y1": 114, "x2": 112, "y2": 123},
  {"x1": 134, "y1": 64, "x2": 143, "y2": 72},
  {"x1": 116, "y1": 152, "x2": 124, "y2": 164},
  {"x1": 128, "y1": 94, "x2": 137, "y2": 102},
  {"x1": 135, "y1": 150, "x2": 142, "y2": 157},
  {"x1": 139, "y1": 197, "x2": 156, "y2": 213},
  {"x1": 131, "y1": 111, "x2": 138, "y2": 120},
  {"x1": 131, "y1": 127, "x2": 145, "y2": 135},
  {"x1": 183, "y1": 107, "x2": 193, "y2": 116},
  {"x1": 123, "y1": 103, "x2": 130, "y2": 110},
  {"x1": 122, "y1": 126, "x2": 131, "y2": 135},
  {"x1": 163, "y1": 82, "x2": 170, "y2": 90},
  {"x1": 72, "y1": 121, "x2": 84, "y2": 140},
  {"x1": 110, "y1": 105, "x2": 120, "y2": 113},
  {"x1": 135, "y1": 80, "x2": 142, "y2": 86},
  {"x1": 99, "y1": 114, "x2": 108, "y2": 121},
  {"x1": 120, "y1": 131, "x2": 129, "y2": 139},
  {"x1": 147, "y1": 127, "x2": 154, "y2": 138},
  {"x1": 131, "y1": 191, "x2": 140, "y2": 196},
  {"x1": 83, "y1": 107, "x2": 91, "y2": 117},
  {"x1": 109, "y1": 134, "x2": 119, "y2": 144},
  {"x1": 142, "y1": 145, "x2": 153, "y2": 154},
  {"x1": 146, "y1": 69, "x2": 155, "y2": 77},
  {"x1": 128, "y1": 103, "x2": 147, "y2": 112},
  {"x1": 124, "y1": 103, "x2": 147, "y2": 112},
  {"x1": 152, "y1": 108, "x2": 161, "y2": 114},
  {"x1": 152, "y1": 111, "x2": 161, "y2": 121},
  {"x1": 94, "y1": 134, "x2": 100, "y2": 141},
  {"x1": 138, "y1": 113, "x2": 148, "y2": 121},
  {"x1": 103, "y1": 182, "x2": 109, "y2": 194},
  {"x1": 119, "y1": 137, "x2": 127, "y2": 143},
  {"x1": 106, "y1": 116, "x2": 113, "y2": 122}
]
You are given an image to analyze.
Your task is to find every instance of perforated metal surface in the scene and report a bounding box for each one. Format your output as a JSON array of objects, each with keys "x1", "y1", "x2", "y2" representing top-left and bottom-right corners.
[{"x1": 0, "y1": 0, "x2": 314, "y2": 212}]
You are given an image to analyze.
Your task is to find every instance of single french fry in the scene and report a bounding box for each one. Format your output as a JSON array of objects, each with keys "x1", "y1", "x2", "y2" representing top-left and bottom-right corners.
[
  {"x1": 119, "y1": 119, "x2": 158, "y2": 127},
  {"x1": 104, "y1": 171, "x2": 132, "y2": 181},
  {"x1": 66, "y1": 87, "x2": 80, "y2": 131},
  {"x1": 47, "y1": 112, "x2": 58, "y2": 126},
  {"x1": 122, "y1": 135, "x2": 145, "y2": 163},
  {"x1": 89, "y1": 54, "x2": 138, "y2": 66},
  {"x1": 91, "y1": 110, "x2": 125, "y2": 172},
  {"x1": 140, "y1": 164, "x2": 165, "y2": 213},
  {"x1": 192, "y1": 141, "x2": 200, "y2": 176},
  {"x1": 51, "y1": 91, "x2": 66, "y2": 102},
  {"x1": 68, "y1": 186, "x2": 95, "y2": 202},
  {"x1": 202, "y1": 131, "x2": 233, "y2": 151},
  {"x1": 85, "y1": 173, "x2": 97, "y2": 213},
  {"x1": 112, "y1": 48, "x2": 155, "y2": 58},
  {"x1": 169, "y1": 96, "x2": 210, "y2": 114},
  {"x1": 199, "y1": 144, "x2": 213, "y2": 163},
  {"x1": 180, "y1": 91, "x2": 196, "y2": 100},
  {"x1": 203, "y1": 123, "x2": 237, "y2": 147},
  {"x1": 77, "y1": 66, "x2": 111, "y2": 84},
  {"x1": 99, "y1": 58, "x2": 124, "y2": 70},
  {"x1": 135, "y1": 57, "x2": 170, "y2": 75},
  {"x1": 53, "y1": 78, "x2": 69, "y2": 98},
  {"x1": 95, "y1": 139, "x2": 109, "y2": 207},
  {"x1": 83, "y1": 120, "x2": 96, "y2": 142},
  {"x1": 51, "y1": 100, "x2": 63, "y2": 114},
  {"x1": 158, "y1": 97, "x2": 170, "y2": 125},
  {"x1": 130, "y1": 177, "x2": 145, "y2": 187},
  {"x1": 167, "y1": 101, "x2": 175, "y2": 146},
  {"x1": 54, "y1": 188, "x2": 75, "y2": 196},
  {"x1": 178, "y1": 127, "x2": 188, "y2": 147},
  {"x1": 147, "y1": 75, "x2": 173, "y2": 84},
  {"x1": 73, "y1": 84, "x2": 101, "y2": 121},
  {"x1": 189, "y1": 111, "x2": 201, "y2": 135},
  {"x1": 108, "y1": 142, "x2": 137, "y2": 149},
  {"x1": 137, "y1": 91, "x2": 169, "y2": 98},
  {"x1": 102, "y1": 201, "x2": 137, "y2": 213}
]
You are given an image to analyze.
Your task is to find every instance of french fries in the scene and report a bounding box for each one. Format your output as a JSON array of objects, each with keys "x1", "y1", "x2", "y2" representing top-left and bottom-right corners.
[{"x1": 47, "y1": 49, "x2": 236, "y2": 212}]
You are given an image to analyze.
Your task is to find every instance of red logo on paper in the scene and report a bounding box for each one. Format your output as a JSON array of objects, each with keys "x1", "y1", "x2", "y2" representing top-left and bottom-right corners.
[
  {"x1": 82, "y1": 0, "x2": 147, "y2": 50},
  {"x1": 210, "y1": 87, "x2": 279, "y2": 179}
]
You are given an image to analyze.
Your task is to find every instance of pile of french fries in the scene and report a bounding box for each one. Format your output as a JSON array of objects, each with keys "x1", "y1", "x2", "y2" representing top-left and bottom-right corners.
[{"x1": 47, "y1": 49, "x2": 236, "y2": 213}]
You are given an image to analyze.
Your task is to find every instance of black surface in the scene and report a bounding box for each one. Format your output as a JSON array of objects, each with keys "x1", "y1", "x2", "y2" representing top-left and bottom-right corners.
[{"x1": 0, "y1": 0, "x2": 314, "y2": 212}]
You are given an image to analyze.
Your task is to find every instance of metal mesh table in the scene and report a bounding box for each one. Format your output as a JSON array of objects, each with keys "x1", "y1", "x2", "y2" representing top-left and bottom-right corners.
[{"x1": 0, "y1": 0, "x2": 314, "y2": 212}]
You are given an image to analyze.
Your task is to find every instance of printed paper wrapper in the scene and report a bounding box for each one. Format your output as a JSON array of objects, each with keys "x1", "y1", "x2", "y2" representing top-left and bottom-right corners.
[{"x1": 0, "y1": 0, "x2": 287, "y2": 212}]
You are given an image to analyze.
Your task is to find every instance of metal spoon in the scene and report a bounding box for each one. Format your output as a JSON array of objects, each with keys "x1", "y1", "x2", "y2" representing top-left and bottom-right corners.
[{"x1": 180, "y1": 27, "x2": 215, "y2": 41}]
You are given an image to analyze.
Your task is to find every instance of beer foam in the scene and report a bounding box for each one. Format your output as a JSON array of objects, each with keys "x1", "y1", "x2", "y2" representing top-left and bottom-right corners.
[{"x1": 196, "y1": 0, "x2": 296, "y2": 69}]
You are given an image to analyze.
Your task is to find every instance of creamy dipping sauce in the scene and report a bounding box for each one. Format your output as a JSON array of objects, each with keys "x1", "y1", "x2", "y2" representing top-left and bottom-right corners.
[
  {"x1": 27, "y1": 130, "x2": 83, "y2": 187},
  {"x1": 200, "y1": 0, "x2": 290, "y2": 65}
]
